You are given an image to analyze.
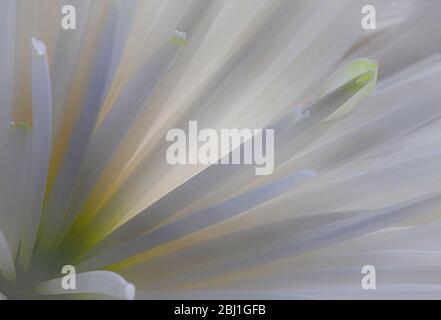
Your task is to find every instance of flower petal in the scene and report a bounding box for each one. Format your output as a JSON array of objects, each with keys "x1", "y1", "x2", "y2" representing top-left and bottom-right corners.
[
  {"x1": 319, "y1": 58, "x2": 378, "y2": 122},
  {"x1": 17, "y1": 38, "x2": 52, "y2": 270},
  {"x1": 76, "y1": 169, "x2": 316, "y2": 270},
  {"x1": 35, "y1": 270, "x2": 135, "y2": 300},
  {"x1": 0, "y1": 228, "x2": 16, "y2": 281}
]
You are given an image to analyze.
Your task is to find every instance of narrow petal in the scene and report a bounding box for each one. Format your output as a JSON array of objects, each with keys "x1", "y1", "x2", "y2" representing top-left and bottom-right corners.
[
  {"x1": 17, "y1": 38, "x2": 52, "y2": 270},
  {"x1": 37, "y1": 7, "x2": 120, "y2": 252},
  {"x1": 0, "y1": 228, "x2": 16, "y2": 281},
  {"x1": 76, "y1": 170, "x2": 316, "y2": 270}
]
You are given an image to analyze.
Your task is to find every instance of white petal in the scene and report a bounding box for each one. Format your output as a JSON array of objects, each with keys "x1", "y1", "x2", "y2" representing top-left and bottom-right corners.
[
  {"x1": 0, "y1": 0, "x2": 15, "y2": 128},
  {"x1": 38, "y1": 7, "x2": 120, "y2": 252},
  {"x1": 77, "y1": 170, "x2": 316, "y2": 270},
  {"x1": 0, "y1": 228, "x2": 16, "y2": 281},
  {"x1": 58, "y1": 38, "x2": 183, "y2": 248},
  {"x1": 17, "y1": 38, "x2": 52, "y2": 270},
  {"x1": 35, "y1": 270, "x2": 135, "y2": 300}
]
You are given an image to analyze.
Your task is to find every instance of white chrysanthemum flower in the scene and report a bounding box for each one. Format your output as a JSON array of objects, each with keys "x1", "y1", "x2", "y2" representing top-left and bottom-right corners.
[{"x1": 1, "y1": 0, "x2": 441, "y2": 299}]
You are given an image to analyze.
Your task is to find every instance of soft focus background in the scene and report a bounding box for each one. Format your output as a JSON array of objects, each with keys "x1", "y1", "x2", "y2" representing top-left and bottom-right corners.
[{"x1": 1, "y1": 0, "x2": 441, "y2": 299}]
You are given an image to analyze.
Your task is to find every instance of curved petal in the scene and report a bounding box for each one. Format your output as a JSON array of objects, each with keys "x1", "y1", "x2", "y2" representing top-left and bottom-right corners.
[{"x1": 35, "y1": 270, "x2": 135, "y2": 300}]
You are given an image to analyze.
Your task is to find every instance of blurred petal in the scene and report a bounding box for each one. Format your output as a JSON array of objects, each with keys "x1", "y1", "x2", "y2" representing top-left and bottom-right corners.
[{"x1": 35, "y1": 270, "x2": 135, "y2": 300}]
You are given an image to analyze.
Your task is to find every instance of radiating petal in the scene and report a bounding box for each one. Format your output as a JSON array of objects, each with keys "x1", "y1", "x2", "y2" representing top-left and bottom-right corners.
[{"x1": 0, "y1": 228, "x2": 16, "y2": 281}]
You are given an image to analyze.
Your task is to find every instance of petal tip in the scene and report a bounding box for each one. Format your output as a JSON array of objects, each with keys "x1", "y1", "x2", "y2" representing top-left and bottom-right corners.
[
  {"x1": 125, "y1": 283, "x2": 136, "y2": 300},
  {"x1": 31, "y1": 37, "x2": 47, "y2": 56}
]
